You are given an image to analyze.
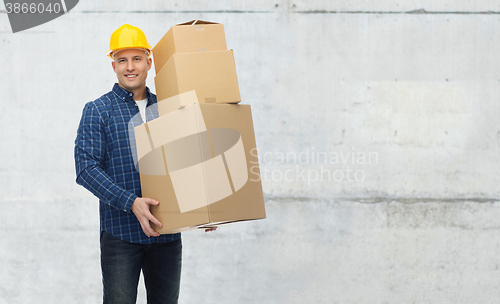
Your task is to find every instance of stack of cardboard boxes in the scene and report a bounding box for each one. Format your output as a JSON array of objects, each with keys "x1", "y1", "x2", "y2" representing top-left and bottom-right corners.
[{"x1": 134, "y1": 20, "x2": 266, "y2": 234}]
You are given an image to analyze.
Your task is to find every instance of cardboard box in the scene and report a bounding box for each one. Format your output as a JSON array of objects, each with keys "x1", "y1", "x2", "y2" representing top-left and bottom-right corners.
[
  {"x1": 134, "y1": 91, "x2": 265, "y2": 233},
  {"x1": 154, "y1": 50, "x2": 241, "y2": 104},
  {"x1": 153, "y1": 20, "x2": 227, "y2": 74}
]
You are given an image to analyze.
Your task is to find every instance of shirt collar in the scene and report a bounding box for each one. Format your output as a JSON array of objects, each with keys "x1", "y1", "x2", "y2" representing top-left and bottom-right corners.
[{"x1": 112, "y1": 83, "x2": 153, "y2": 104}]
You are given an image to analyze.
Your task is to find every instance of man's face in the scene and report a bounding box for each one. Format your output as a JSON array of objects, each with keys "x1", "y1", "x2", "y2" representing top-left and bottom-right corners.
[{"x1": 112, "y1": 49, "x2": 152, "y2": 95}]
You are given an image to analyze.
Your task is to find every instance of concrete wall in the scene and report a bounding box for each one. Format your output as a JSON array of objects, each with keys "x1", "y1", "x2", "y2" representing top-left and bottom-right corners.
[{"x1": 1, "y1": 1, "x2": 500, "y2": 303}]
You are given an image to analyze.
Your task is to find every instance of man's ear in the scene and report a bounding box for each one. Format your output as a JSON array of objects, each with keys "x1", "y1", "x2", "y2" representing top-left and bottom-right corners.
[
  {"x1": 147, "y1": 57, "x2": 152, "y2": 71},
  {"x1": 112, "y1": 61, "x2": 116, "y2": 73}
]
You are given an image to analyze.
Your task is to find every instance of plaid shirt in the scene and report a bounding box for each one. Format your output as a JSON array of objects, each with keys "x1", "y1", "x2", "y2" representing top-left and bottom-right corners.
[{"x1": 74, "y1": 83, "x2": 180, "y2": 244}]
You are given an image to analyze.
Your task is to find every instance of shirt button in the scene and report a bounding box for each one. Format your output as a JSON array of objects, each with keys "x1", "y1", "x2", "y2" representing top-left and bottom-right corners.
[{"x1": 129, "y1": 93, "x2": 133, "y2": 96}]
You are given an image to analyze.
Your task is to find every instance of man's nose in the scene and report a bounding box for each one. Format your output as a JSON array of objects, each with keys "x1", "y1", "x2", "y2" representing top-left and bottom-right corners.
[{"x1": 126, "y1": 60, "x2": 134, "y2": 71}]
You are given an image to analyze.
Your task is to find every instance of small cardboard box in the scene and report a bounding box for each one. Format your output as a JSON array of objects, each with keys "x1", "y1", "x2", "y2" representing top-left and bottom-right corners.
[
  {"x1": 134, "y1": 91, "x2": 265, "y2": 233},
  {"x1": 154, "y1": 50, "x2": 241, "y2": 104},
  {"x1": 153, "y1": 20, "x2": 227, "y2": 74}
]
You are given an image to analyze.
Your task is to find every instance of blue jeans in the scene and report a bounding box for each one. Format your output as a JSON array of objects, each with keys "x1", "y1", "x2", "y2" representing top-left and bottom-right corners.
[{"x1": 100, "y1": 231, "x2": 182, "y2": 304}]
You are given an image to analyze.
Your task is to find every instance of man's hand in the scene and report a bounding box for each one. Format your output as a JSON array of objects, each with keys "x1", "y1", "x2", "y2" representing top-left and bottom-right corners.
[{"x1": 131, "y1": 197, "x2": 162, "y2": 237}]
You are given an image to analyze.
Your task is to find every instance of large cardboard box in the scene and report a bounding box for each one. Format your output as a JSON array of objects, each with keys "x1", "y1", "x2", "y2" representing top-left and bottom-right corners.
[
  {"x1": 154, "y1": 50, "x2": 241, "y2": 104},
  {"x1": 153, "y1": 20, "x2": 227, "y2": 74},
  {"x1": 134, "y1": 91, "x2": 265, "y2": 233}
]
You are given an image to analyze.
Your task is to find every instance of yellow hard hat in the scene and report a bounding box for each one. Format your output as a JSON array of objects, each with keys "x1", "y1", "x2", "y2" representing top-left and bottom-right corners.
[{"x1": 107, "y1": 24, "x2": 152, "y2": 59}]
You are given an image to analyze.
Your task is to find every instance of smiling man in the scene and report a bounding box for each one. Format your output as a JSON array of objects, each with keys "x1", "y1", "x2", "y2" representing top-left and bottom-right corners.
[
  {"x1": 74, "y1": 24, "x2": 181, "y2": 304},
  {"x1": 113, "y1": 49, "x2": 150, "y2": 101}
]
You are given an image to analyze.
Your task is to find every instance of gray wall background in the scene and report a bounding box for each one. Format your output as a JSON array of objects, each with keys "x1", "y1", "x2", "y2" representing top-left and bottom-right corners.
[{"x1": 1, "y1": 1, "x2": 500, "y2": 303}]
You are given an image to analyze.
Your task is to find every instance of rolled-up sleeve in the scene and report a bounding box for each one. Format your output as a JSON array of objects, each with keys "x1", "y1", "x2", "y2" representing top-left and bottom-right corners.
[{"x1": 74, "y1": 102, "x2": 137, "y2": 213}]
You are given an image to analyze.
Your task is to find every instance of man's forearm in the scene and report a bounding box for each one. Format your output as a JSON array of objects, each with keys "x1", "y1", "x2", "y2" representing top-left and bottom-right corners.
[{"x1": 76, "y1": 164, "x2": 137, "y2": 213}]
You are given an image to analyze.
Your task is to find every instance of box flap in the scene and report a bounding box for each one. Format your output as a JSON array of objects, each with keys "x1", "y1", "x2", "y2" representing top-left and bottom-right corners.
[
  {"x1": 147, "y1": 103, "x2": 207, "y2": 148},
  {"x1": 157, "y1": 90, "x2": 199, "y2": 116},
  {"x1": 176, "y1": 20, "x2": 219, "y2": 26}
]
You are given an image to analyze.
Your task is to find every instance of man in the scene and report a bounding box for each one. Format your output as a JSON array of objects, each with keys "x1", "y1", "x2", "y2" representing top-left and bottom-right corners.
[{"x1": 74, "y1": 24, "x2": 185, "y2": 304}]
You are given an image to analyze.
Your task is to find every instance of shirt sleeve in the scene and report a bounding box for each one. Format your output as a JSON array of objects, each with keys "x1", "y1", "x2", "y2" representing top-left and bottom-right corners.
[{"x1": 74, "y1": 102, "x2": 137, "y2": 214}]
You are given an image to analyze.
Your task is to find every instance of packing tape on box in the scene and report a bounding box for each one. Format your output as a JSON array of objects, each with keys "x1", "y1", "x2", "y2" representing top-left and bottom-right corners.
[{"x1": 136, "y1": 104, "x2": 249, "y2": 213}]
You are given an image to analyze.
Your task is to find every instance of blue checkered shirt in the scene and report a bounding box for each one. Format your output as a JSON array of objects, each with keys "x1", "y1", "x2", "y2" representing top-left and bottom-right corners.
[{"x1": 74, "y1": 83, "x2": 180, "y2": 244}]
